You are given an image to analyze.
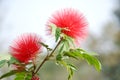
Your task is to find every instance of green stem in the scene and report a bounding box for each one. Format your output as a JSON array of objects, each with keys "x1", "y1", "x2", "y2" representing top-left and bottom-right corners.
[{"x1": 33, "y1": 37, "x2": 63, "y2": 75}]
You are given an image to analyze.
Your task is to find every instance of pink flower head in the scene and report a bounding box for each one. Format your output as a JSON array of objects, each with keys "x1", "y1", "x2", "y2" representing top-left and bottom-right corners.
[
  {"x1": 10, "y1": 33, "x2": 42, "y2": 63},
  {"x1": 47, "y1": 8, "x2": 88, "y2": 44}
]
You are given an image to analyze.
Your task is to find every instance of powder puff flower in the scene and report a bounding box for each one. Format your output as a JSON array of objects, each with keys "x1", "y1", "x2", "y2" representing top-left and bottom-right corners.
[
  {"x1": 47, "y1": 8, "x2": 88, "y2": 44},
  {"x1": 10, "y1": 33, "x2": 42, "y2": 63}
]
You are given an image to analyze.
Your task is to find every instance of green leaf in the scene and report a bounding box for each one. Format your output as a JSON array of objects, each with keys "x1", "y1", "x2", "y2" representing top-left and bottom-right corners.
[
  {"x1": 57, "y1": 38, "x2": 70, "y2": 55},
  {"x1": 76, "y1": 48, "x2": 101, "y2": 71},
  {"x1": 49, "y1": 24, "x2": 57, "y2": 35},
  {"x1": 67, "y1": 64, "x2": 77, "y2": 80},
  {"x1": 59, "y1": 35, "x2": 75, "y2": 52},
  {"x1": 58, "y1": 42, "x2": 65, "y2": 54},
  {"x1": 57, "y1": 60, "x2": 67, "y2": 68},
  {"x1": 63, "y1": 49, "x2": 83, "y2": 60},
  {"x1": 55, "y1": 28, "x2": 61, "y2": 42},
  {"x1": 0, "y1": 60, "x2": 7, "y2": 68},
  {"x1": 8, "y1": 56, "x2": 20, "y2": 66},
  {"x1": 65, "y1": 36, "x2": 75, "y2": 48},
  {"x1": 67, "y1": 64, "x2": 77, "y2": 71},
  {"x1": 82, "y1": 54, "x2": 101, "y2": 71},
  {"x1": 63, "y1": 48, "x2": 102, "y2": 71},
  {"x1": 63, "y1": 39, "x2": 70, "y2": 51},
  {"x1": 63, "y1": 51, "x2": 77, "y2": 59},
  {"x1": 0, "y1": 70, "x2": 18, "y2": 79},
  {"x1": 56, "y1": 53, "x2": 62, "y2": 61},
  {"x1": 15, "y1": 71, "x2": 32, "y2": 80},
  {"x1": 49, "y1": 23, "x2": 61, "y2": 42},
  {"x1": 57, "y1": 61, "x2": 76, "y2": 80},
  {"x1": 68, "y1": 68, "x2": 73, "y2": 80}
]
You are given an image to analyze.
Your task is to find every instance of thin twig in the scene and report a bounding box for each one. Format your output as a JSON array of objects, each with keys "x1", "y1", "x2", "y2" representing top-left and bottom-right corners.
[
  {"x1": 33, "y1": 37, "x2": 63, "y2": 75},
  {"x1": 32, "y1": 59, "x2": 36, "y2": 76}
]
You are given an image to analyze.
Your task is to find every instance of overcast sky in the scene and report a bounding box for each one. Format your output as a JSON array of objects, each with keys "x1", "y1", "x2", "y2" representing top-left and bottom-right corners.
[{"x1": 0, "y1": 0, "x2": 116, "y2": 51}]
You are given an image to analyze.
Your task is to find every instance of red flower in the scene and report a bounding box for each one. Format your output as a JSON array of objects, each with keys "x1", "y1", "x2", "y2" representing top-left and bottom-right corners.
[
  {"x1": 10, "y1": 33, "x2": 42, "y2": 63},
  {"x1": 47, "y1": 8, "x2": 88, "y2": 44},
  {"x1": 31, "y1": 75, "x2": 40, "y2": 80}
]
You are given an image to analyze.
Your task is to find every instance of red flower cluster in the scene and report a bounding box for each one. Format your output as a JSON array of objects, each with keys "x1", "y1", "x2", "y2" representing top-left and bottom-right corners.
[
  {"x1": 31, "y1": 75, "x2": 40, "y2": 80},
  {"x1": 10, "y1": 33, "x2": 42, "y2": 63},
  {"x1": 47, "y1": 8, "x2": 88, "y2": 44}
]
